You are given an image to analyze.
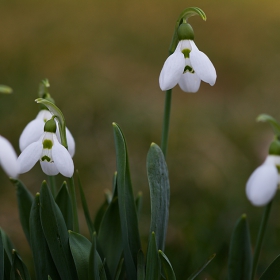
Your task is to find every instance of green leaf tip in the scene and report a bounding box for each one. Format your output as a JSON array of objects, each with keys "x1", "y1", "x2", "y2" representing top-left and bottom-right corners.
[
  {"x1": 178, "y1": 7, "x2": 207, "y2": 24},
  {"x1": 0, "y1": 85, "x2": 13, "y2": 94}
]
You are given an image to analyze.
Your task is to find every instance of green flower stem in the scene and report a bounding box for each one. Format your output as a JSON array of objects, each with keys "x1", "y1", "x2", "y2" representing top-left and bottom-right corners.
[
  {"x1": 251, "y1": 200, "x2": 273, "y2": 280},
  {"x1": 161, "y1": 89, "x2": 172, "y2": 157},
  {"x1": 48, "y1": 176, "x2": 56, "y2": 197},
  {"x1": 68, "y1": 177, "x2": 79, "y2": 233}
]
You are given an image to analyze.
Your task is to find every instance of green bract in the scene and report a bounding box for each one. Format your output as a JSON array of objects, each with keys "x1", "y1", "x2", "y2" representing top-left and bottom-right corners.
[{"x1": 177, "y1": 23, "x2": 194, "y2": 40}]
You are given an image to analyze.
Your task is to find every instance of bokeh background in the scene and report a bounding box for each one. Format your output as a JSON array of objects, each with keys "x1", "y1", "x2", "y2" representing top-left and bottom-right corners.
[{"x1": 1, "y1": 0, "x2": 280, "y2": 278}]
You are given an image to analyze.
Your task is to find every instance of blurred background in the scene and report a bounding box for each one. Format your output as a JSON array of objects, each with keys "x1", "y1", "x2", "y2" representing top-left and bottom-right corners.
[{"x1": 1, "y1": 0, "x2": 280, "y2": 278}]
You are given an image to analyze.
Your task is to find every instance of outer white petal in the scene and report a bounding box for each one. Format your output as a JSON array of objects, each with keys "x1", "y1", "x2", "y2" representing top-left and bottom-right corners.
[
  {"x1": 52, "y1": 136, "x2": 74, "y2": 177},
  {"x1": 40, "y1": 161, "x2": 59, "y2": 176},
  {"x1": 246, "y1": 164, "x2": 278, "y2": 206},
  {"x1": 56, "y1": 126, "x2": 75, "y2": 157},
  {"x1": 19, "y1": 119, "x2": 44, "y2": 151},
  {"x1": 178, "y1": 71, "x2": 201, "y2": 93},
  {"x1": 0, "y1": 136, "x2": 19, "y2": 177},
  {"x1": 189, "y1": 41, "x2": 216, "y2": 86},
  {"x1": 17, "y1": 140, "x2": 42, "y2": 174},
  {"x1": 159, "y1": 41, "x2": 185, "y2": 91},
  {"x1": 36, "y1": 109, "x2": 52, "y2": 121}
]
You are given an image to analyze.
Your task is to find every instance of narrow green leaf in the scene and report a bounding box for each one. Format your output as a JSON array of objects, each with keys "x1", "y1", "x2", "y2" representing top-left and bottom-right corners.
[
  {"x1": 10, "y1": 250, "x2": 31, "y2": 280},
  {"x1": 187, "y1": 253, "x2": 215, "y2": 280},
  {"x1": 147, "y1": 143, "x2": 170, "y2": 251},
  {"x1": 137, "y1": 250, "x2": 145, "y2": 280},
  {"x1": 98, "y1": 197, "x2": 122, "y2": 279},
  {"x1": 89, "y1": 232, "x2": 100, "y2": 280},
  {"x1": 257, "y1": 114, "x2": 280, "y2": 137},
  {"x1": 30, "y1": 193, "x2": 60, "y2": 280},
  {"x1": 260, "y1": 254, "x2": 280, "y2": 279},
  {"x1": 228, "y1": 214, "x2": 252, "y2": 280},
  {"x1": 146, "y1": 232, "x2": 160, "y2": 280},
  {"x1": 159, "y1": 250, "x2": 176, "y2": 280},
  {"x1": 77, "y1": 171, "x2": 95, "y2": 237},
  {"x1": 0, "y1": 229, "x2": 13, "y2": 279},
  {"x1": 69, "y1": 231, "x2": 91, "y2": 280},
  {"x1": 94, "y1": 199, "x2": 109, "y2": 235},
  {"x1": 112, "y1": 122, "x2": 141, "y2": 280},
  {"x1": 4, "y1": 250, "x2": 11, "y2": 280},
  {"x1": 12, "y1": 179, "x2": 34, "y2": 245},
  {"x1": 0, "y1": 228, "x2": 13, "y2": 262},
  {"x1": 0, "y1": 85, "x2": 12, "y2": 94},
  {"x1": 114, "y1": 258, "x2": 124, "y2": 280},
  {"x1": 40, "y1": 181, "x2": 78, "y2": 280},
  {"x1": 55, "y1": 182, "x2": 73, "y2": 230}
]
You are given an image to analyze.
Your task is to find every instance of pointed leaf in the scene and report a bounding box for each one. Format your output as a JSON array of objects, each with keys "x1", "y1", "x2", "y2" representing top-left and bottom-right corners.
[
  {"x1": 77, "y1": 171, "x2": 95, "y2": 237},
  {"x1": 147, "y1": 143, "x2": 170, "y2": 251},
  {"x1": 228, "y1": 214, "x2": 252, "y2": 280},
  {"x1": 55, "y1": 182, "x2": 73, "y2": 230},
  {"x1": 40, "y1": 181, "x2": 78, "y2": 280},
  {"x1": 12, "y1": 179, "x2": 34, "y2": 245},
  {"x1": 98, "y1": 197, "x2": 122, "y2": 279},
  {"x1": 10, "y1": 250, "x2": 31, "y2": 280},
  {"x1": 89, "y1": 232, "x2": 100, "y2": 280},
  {"x1": 69, "y1": 231, "x2": 91, "y2": 280},
  {"x1": 0, "y1": 228, "x2": 13, "y2": 278},
  {"x1": 146, "y1": 232, "x2": 160, "y2": 280},
  {"x1": 137, "y1": 250, "x2": 145, "y2": 280},
  {"x1": 159, "y1": 250, "x2": 176, "y2": 280},
  {"x1": 112, "y1": 122, "x2": 141, "y2": 279},
  {"x1": 260, "y1": 254, "x2": 280, "y2": 279},
  {"x1": 30, "y1": 193, "x2": 60, "y2": 280},
  {"x1": 114, "y1": 258, "x2": 124, "y2": 280}
]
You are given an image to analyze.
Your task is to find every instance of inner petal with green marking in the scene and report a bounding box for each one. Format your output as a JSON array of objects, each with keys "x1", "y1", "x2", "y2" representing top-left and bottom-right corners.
[
  {"x1": 182, "y1": 48, "x2": 191, "y2": 58},
  {"x1": 43, "y1": 139, "x2": 53, "y2": 149},
  {"x1": 184, "y1": 65, "x2": 195, "y2": 74}
]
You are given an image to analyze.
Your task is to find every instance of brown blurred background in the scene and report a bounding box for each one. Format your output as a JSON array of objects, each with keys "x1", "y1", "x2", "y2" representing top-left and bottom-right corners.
[{"x1": 1, "y1": 0, "x2": 280, "y2": 278}]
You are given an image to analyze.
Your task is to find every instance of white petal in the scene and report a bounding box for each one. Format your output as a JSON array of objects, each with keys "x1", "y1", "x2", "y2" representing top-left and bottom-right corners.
[
  {"x1": 36, "y1": 109, "x2": 52, "y2": 122},
  {"x1": 159, "y1": 41, "x2": 185, "y2": 91},
  {"x1": 40, "y1": 161, "x2": 59, "y2": 176},
  {"x1": 246, "y1": 164, "x2": 278, "y2": 206},
  {"x1": 0, "y1": 136, "x2": 19, "y2": 177},
  {"x1": 189, "y1": 41, "x2": 216, "y2": 86},
  {"x1": 52, "y1": 137, "x2": 74, "y2": 177},
  {"x1": 17, "y1": 141, "x2": 42, "y2": 174},
  {"x1": 178, "y1": 71, "x2": 201, "y2": 93},
  {"x1": 56, "y1": 126, "x2": 75, "y2": 157},
  {"x1": 19, "y1": 119, "x2": 44, "y2": 151}
]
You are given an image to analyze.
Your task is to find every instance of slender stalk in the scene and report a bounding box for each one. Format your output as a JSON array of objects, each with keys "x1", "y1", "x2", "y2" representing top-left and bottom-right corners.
[
  {"x1": 251, "y1": 200, "x2": 273, "y2": 280},
  {"x1": 160, "y1": 89, "x2": 172, "y2": 157},
  {"x1": 48, "y1": 175, "x2": 56, "y2": 197},
  {"x1": 68, "y1": 176, "x2": 79, "y2": 233}
]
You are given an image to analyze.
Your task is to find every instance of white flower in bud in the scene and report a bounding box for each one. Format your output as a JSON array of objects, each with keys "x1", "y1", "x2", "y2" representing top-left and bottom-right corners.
[
  {"x1": 246, "y1": 155, "x2": 280, "y2": 206},
  {"x1": 159, "y1": 40, "x2": 216, "y2": 93},
  {"x1": 0, "y1": 136, "x2": 19, "y2": 178},
  {"x1": 17, "y1": 131, "x2": 74, "y2": 177},
  {"x1": 19, "y1": 109, "x2": 75, "y2": 157}
]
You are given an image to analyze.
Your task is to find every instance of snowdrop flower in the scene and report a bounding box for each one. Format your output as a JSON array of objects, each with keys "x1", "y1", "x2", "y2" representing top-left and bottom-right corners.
[
  {"x1": 0, "y1": 136, "x2": 18, "y2": 178},
  {"x1": 159, "y1": 23, "x2": 216, "y2": 93},
  {"x1": 17, "y1": 118, "x2": 74, "y2": 177},
  {"x1": 19, "y1": 109, "x2": 75, "y2": 157},
  {"x1": 246, "y1": 155, "x2": 280, "y2": 207}
]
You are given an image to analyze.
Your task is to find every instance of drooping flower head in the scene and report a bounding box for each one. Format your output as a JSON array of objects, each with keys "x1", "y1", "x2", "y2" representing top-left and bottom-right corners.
[
  {"x1": 17, "y1": 118, "x2": 74, "y2": 177},
  {"x1": 0, "y1": 135, "x2": 19, "y2": 178},
  {"x1": 159, "y1": 9, "x2": 216, "y2": 93}
]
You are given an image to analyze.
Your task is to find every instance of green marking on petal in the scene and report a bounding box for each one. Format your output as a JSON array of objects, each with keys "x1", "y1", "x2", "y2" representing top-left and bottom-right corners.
[
  {"x1": 43, "y1": 139, "x2": 53, "y2": 149},
  {"x1": 182, "y1": 48, "x2": 191, "y2": 58},
  {"x1": 184, "y1": 65, "x2": 195, "y2": 73},
  {"x1": 41, "y1": 155, "x2": 51, "y2": 162}
]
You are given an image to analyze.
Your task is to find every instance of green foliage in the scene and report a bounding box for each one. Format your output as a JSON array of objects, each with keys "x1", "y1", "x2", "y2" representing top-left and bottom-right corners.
[
  {"x1": 146, "y1": 232, "x2": 160, "y2": 280},
  {"x1": 260, "y1": 254, "x2": 280, "y2": 279},
  {"x1": 159, "y1": 250, "x2": 176, "y2": 280}
]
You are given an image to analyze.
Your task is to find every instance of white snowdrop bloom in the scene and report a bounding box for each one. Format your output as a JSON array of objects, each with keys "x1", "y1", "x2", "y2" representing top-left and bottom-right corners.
[
  {"x1": 19, "y1": 109, "x2": 75, "y2": 157},
  {"x1": 17, "y1": 129, "x2": 74, "y2": 178},
  {"x1": 0, "y1": 136, "x2": 19, "y2": 178},
  {"x1": 246, "y1": 155, "x2": 280, "y2": 207},
  {"x1": 159, "y1": 40, "x2": 216, "y2": 93}
]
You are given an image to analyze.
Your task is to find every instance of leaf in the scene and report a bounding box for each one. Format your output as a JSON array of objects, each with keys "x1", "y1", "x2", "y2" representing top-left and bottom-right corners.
[
  {"x1": 12, "y1": 179, "x2": 34, "y2": 245},
  {"x1": 77, "y1": 171, "x2": 95, "y2": 237},
  {"x1": 137, "y1": 250, "x2": 145, "y2": 280},
  {"x1": 187, "y1": 253, "x2": 215, "y2": 280},
  {"x1": 159, "y1": 250, "x2": 176, "y2": 280},
  {"x1": 94, "y1": 198, "x2": 109, "y2": 235},
  {"x1": 257, "y1": 114, "x2": 280, "y2": 137},
  {"x1": 114, "y1": 258, "x2": 124, "y2": 280},
  {"x1": 260, "y1": 254, "x2": 280, "y2": 279},
  {"x1": 89, "y1": 232, "x2": 100, "y2": 280},
  {"x1": 69, "y1": 231, "x2": 91, "y2": 280},
  {"x1": 29, "y1": 193, "x2": 60, "y2": 280},
  {"x1": 55, "y1": 182, "x2": 73, "y2": 231},
  {"x1": 10, "y1": 250, "x2": 31, "y2": 280},
  {"x1": 40, "y1": 181, "x2": 78, "y2": 280},
  {"x1": 0, "y1": 228, "x2": 13, "y2": 279},
  {"x1": 98, "y1": 197, "x2": 122, "y2": 279},
  {"x1": 146, "y1": 232, "x2": 160, "y2": 280},
  {"x1": 112, "y1": 122, "x2": 141, "y2": 280},
  {"x1": 228, "y1": 214, "x2": 252, "y2": 280},
  {"x1": 147, "y1": 143, "x2": 170, "y2": 251}
]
